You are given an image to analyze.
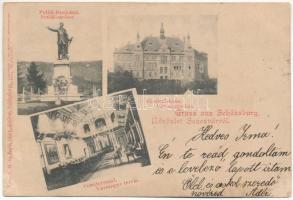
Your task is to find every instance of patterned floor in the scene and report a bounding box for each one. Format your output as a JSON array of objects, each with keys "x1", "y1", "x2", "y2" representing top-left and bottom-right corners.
[
  {"x1": 45, "y1": 149, "x2": 143, "y2": 190},
  {"x1": 80, "y1": 151, "x2": 137, "y2": 182}
]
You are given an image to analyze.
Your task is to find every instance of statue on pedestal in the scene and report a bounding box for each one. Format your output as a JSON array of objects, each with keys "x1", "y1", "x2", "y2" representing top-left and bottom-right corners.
[
  {"x1": 43, "y1": 22, "x2": 80, "y2": 104},
  {"x1": 47, "y1": 22, "x2": 73, "y2": 60}
]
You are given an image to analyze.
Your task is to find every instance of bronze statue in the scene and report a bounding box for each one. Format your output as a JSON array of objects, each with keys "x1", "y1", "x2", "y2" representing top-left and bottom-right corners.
[{"x1": 47, "y1": 22, "x2": 73, "y2": 60}]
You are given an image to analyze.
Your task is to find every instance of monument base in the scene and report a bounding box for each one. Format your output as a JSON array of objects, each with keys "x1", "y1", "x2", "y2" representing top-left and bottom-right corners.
[
  {"x1": 40, "y1": 60, "x2": 82, "y2": 104},
  {"x1": 52, "y1": 60, "x2": 71, "y2": 79},
  {"x1": 41, "y1": 85, "x2": 81, "y2": 102}
]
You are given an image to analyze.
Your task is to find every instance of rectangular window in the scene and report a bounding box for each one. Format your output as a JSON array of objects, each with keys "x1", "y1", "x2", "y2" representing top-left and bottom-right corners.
[
  {"x1": 171, "y1": 55, "x2": 176, "y2": 62},
  {"x1": 164, "y1": 67, "x2": 167, "y2": 73},
  {"x1": 149, "y1": 72, "x2": 152, "y2": 77},
  {"x1": 161, "y1": 56, "x2": 168, "y2": 64},
  {"x1": 150, "y1": 63, "x2": 155, "y2": 70},
  {"x1": 160, "y1": 76, "x2": 163, "y2": 79},
  {"x1": 44, "y1": 144, "x2": 60, "y2": 165},
  {"x1": 160, "y1": 67, "x2": 163, "y2": 73},
  {"x1": 199, "y1": 63, "x2": 205, "y2": 73}
]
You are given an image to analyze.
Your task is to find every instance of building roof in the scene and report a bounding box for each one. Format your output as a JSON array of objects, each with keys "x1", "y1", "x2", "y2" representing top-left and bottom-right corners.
[
  {"x1": 142, "y1": 36, "x2": 185, "y2": 52},
  {"x1": 114, "y1": 23, "x2": 208, "y2": 55},
  {"x1": 115, "y1": 36, "x2": 187, "y2": 53}
]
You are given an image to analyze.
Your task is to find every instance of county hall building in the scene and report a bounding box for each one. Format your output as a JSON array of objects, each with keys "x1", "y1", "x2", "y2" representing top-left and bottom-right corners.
[{"x1": 113, "y1": 23, "x2": 209, "y2": 81}]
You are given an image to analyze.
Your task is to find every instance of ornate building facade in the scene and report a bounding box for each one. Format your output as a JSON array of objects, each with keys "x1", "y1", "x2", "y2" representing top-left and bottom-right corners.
[{"x1": 113, "y1": 23, "x2": 209, "y2": 81}]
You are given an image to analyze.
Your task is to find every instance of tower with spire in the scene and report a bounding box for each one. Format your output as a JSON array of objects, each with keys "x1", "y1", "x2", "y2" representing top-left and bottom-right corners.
[
  {"x1": 135, "y1": 32, "x2": 142, "y2": 50},
  {"x1": 185, "y1": 33, "x2": 192, "y2": 50},
  {"x1": 136, "y1": 32, "x2": 140, "y2": 43},
  {"x1": 160, "y1": 23, "x2": 165, "y2": 40}
]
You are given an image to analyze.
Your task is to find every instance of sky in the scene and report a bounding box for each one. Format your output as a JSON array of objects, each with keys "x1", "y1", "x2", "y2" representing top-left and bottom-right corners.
[
  {"x1": 13, "y1": 5, "x2": 103, "y2": 63},
  {"x1": 12, "y1": 4, "x2": 218, "y2": 78}
]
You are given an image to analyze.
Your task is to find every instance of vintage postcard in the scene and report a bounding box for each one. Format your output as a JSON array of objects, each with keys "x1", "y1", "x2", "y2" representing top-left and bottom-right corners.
[{"x1": 3, "y1": 3, "x2": 291, "y2": 197}]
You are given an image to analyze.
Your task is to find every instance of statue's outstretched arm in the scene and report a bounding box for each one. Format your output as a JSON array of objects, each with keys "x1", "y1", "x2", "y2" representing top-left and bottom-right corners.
[{"x1": 47, "y1": 26, "x2": 58, "y2": 32}]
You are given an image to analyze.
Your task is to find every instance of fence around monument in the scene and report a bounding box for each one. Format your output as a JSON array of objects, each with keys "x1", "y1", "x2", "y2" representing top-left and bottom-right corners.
[{"x1": 17, "y1": 86, "x2": 101, "y2": 103}]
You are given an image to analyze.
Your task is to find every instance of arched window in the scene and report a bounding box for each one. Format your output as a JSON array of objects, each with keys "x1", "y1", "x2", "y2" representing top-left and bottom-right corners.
[
  {"x1": 95, "y1": 118, "x2": 106, "y2": 129},
  {"x1": 83, "y1": 124, "x2": 90, "y2": 134}
]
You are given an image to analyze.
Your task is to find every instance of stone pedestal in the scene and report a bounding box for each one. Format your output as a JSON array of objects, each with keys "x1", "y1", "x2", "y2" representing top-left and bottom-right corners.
[
  {"x1": 41, "y1": 60, "x2": 81, "y2": 103},
  {"x1": 53, "y1": 60, "x2": 72, "y2": 79}
]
